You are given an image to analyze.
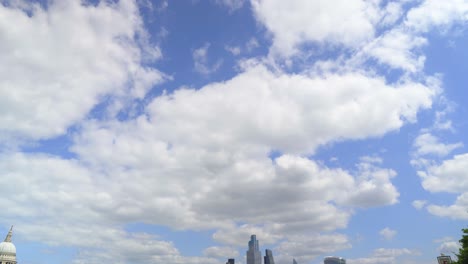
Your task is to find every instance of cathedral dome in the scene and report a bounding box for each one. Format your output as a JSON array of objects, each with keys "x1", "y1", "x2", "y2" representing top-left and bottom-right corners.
[
  {"x1": 0, "y1": 241, "x2": 16, "y2": 256},
  {"x1": 0, "y1": 226, "x2": 17, "y2": 263}
]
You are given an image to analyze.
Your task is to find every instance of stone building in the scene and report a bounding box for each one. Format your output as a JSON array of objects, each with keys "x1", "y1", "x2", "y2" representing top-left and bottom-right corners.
[{"x1": 0, "y1": 226, "x2": 16, "y2": 264}]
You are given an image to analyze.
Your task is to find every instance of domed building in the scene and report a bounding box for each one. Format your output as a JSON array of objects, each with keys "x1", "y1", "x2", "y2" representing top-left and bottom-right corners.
[{"x1": 0, "y1": 226, "x2": 17, "y2": 264}]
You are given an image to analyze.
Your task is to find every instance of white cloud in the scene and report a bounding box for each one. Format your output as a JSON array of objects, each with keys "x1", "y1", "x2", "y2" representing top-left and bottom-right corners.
[
  {"x1": 412, "y1": 200, "x2": 427, "y2": 210},
  {"x1": 64, "y1": 63, "x2": 437, "y2": 240},
  {"x1": 379, "y1": 2, "x2": 405, "y2": 27},
  {"x1": 225, "y1": 45, "x2": 242, "y2": 56},
  {"x1": 250, "y1": 0, "x2": 379, "y2": 57},
  {"x1": 348, "y1": 248, "x2": 419, "y2": 264},
  {"x1": 413, "y1": 133, "x2": 463, "y2": 157},
  {"x1": 0, "y1": 0, "x2": 165, "y2": 144},
  {"x1": 0, "y1": 153, "x2": 222, "y2": 264},
  {"x1": 341, "y1": 161, "x2": 399, "y2": 208},
  {"x1": 437, "y1": 238, "x2": 460, "y2": 257},
  {"x1": 246, "y1": 38, "x2": 259, "y2": 52},
  {"x1": 203, "y1": 246, "x2": 239, "y2": 258},
  {"x1": 379, "y1": 227, "x2": 397, "y2": 241},
  {"x1": 355, "y1": 0, "x2": 468, "y2": 73},
  {"x1": 418, "y1": 153, "x2": 468, "y2": 193},
  {"x1": 275, "y1": 233, "x2": 351, "y2": 264},
  {"x1": 214, "y1": 0, "x2": 245, "y2": 11},
  {"x1": 143, "y1": 64, "x2": 436, "y2": 154},
  {"x1": 427, "y1": 193, "x2": 468, "y2": 220},
  {"x1": 363, "y1": 28, "x2": 427, "y2": 72},
  {"x1": 405, "y1": 0, "x2": 468, "y2": 33},
  {"x1": 416, "y1": 154, "x2": 468, "y2": 219},
  {"x1": 193, "y1": 43, "x2": 223, "y2": 75}
]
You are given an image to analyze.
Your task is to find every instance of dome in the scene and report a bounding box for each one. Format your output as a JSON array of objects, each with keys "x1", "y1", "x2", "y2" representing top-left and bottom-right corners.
[{"x1": 0, "y1": 241, "x2": 16, "y2": 256}]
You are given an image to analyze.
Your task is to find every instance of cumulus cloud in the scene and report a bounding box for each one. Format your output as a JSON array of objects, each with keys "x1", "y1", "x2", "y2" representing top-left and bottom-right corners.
[
  {"x1": 342, "y1": 161, "x2": 399, "y2": 207},
  {"x1": 0, "y1": 0, "x2": 164, "y2": 144},
  {"x1": 412, "y1": 200, "x2": 427, "y2": 210},
  {"x1": 405, "y1": 0, "x2": 468, "y2": 32},
  {"x1": 418, "y1": 153, "x2": 468, "y2": 193},
  {"x1": 436, "y1": 237, "x2": 461, "y2": 257},
  {"x1": 250, "y1": 0, "x2": 379, "y2": 57},
  {"x1": 413, "y1": 133, "x2": 463, "y2": 157},
  {"x1": 363, "y1": 28, "x2": 427, "y2": 72},
  {"x1": 379, "y1": 227, "x2": 397, "y2": 241},
  {"x1": 55, "y1": 58, "x2": 434, "y2": 262},
  {"x1": 145, "y1": 64, "x2": 436, "y2": 154},
  {"x1": 0, "y1": 153, "x2": 222, "y2": 264},
  {"x1": 427, "y1": 193, "x2": 468, "y2": 220},
  {"x1": 362, "y1": 0, "x2": 468, "y2": 73},
  {"x1": 415, "y1": 153, "x2": 468, "y2": 219}
]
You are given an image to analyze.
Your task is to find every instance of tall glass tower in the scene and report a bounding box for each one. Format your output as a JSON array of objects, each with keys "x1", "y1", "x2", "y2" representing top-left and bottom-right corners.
[
  {"x1": 264, "y1": 249, "x2": 275, "y2": 264},
  {"x1": 247, "y1": 235, "x2": 262, "y2": 264},
  {"x1": 324, "y1": 256, "x2": 346, "y2": 264}
]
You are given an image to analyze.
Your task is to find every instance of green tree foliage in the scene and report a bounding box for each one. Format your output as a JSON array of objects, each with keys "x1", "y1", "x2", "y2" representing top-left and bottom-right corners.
[{"x1": 453, "y1": 228, "x2": 468, "y2": 264}]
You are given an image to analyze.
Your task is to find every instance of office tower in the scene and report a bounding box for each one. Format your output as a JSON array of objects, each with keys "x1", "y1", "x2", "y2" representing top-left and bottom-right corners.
[
  {"x1": 264, "y1": 249, "x2": 275, "y2": 264},
  {"x1": 247, "y1": 235, "x2": 262, "y2": 264},
  {"x1": 324, "y1": 256, "x2": 346, "y2": 264},
  {"x1": 293, "y1": 259, "x2": 298, "y2": 264},
  {"x1": 226, "y1": 259, "x2": 235, "y2": 264}
]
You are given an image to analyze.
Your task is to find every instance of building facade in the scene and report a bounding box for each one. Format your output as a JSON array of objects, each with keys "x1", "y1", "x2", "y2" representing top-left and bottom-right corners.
[
  {"x1": 246, "y1": 235, "x2": 262, "y2": 264},
  {"x1": 324, "y1": 256, "x2": 346, "y2": 264},
  {"x1": 0, "y1": 226, "x2": 17, "y2": 264},
  {"x1": 264, "y1": 249, "x2": 275, "y2": 264}
]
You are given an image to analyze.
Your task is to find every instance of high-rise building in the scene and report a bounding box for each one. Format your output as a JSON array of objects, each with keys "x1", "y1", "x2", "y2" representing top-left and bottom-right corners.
[
  {"x1": 264, "y1": 249, "x2": 275, "y2": 264},
  {"x1": 0, "y1": 226, "x2": 17, "y2": 264},
  {"x1": 246, "y1": 235, "x2": 262, "y2": 264},
  {"x1": 226, "y1": 258, "x2": 235, "y2": 264},
  {"x1": 293, "y1": 258, "x2": 298, "y2": 264},
  {"x1": 324, "y1": 256, "x2": 346, "y2": 264}
]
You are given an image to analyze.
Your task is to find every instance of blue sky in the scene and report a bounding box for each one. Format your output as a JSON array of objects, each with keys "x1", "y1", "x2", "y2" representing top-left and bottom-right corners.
[{"x1": 0, "y1": 0, "x2": 467, "y2": 264}]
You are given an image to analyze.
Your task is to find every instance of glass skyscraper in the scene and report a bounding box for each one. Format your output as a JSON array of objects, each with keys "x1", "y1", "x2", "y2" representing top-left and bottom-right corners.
[
  {"x1": 324, "y1": 256, "x2": 346, "y2": 264},
  {"x1": 246, "y1": 235, "x2": 262, "y2": 264},
  {"x1": 264, "y1": 249, "x2": 275, "y2": 264}
]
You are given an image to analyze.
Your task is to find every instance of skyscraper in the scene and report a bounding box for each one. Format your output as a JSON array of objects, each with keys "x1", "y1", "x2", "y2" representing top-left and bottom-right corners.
[
  {"x1": 226, "y1": 258, "x2": 235, "y2": 264},
  {"x1": 293, "y1": 259, "x2": 298, "y2": 264},
  {"x1": 264, "y1": 249, "x2": 275, "y2": 264},
  {"x1": 324, "y1": 256, "x2": 346, "y2": 264},
  {"x1": 247, "y1": 235, "x2": 262, "y2": 264}
]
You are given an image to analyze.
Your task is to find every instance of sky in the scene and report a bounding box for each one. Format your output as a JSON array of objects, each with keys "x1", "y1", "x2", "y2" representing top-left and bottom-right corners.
[{"x1": 0, "y1": 0, "x2": 467, "y2": 263}]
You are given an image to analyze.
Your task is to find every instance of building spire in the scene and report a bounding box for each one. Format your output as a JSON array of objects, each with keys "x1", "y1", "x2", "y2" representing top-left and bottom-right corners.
[{"x1": 4, "y1": 225, "x2": 13, "y2": 242}]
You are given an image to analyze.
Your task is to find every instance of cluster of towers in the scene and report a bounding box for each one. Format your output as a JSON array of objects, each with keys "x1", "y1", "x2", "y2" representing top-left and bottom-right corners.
[
  {"x1": 226, "y1": 235, "x2": 277, "y2": 264},
  {"x1": 226, "y1": 235, "x2": 345, "y2": 264},
  {"x1": 246, "y1": 235, "x2": 275, "y2": 264}
]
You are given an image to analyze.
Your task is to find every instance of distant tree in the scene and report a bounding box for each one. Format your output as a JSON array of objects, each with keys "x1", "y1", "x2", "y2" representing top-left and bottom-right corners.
[{"x1": 453, "y1": 228, "x2": 468, "y2": 264}]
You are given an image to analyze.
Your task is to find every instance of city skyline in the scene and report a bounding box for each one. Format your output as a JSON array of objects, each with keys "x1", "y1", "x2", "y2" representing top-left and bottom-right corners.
[{"x1": 265, "y1": 249, "x2": 276, "y2": 264}]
